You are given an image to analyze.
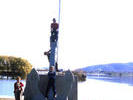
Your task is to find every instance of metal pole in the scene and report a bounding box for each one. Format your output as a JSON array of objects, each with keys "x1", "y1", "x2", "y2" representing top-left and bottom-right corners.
[{"x1": 56, "y1": 0, "x2": 61, "y2": 64}]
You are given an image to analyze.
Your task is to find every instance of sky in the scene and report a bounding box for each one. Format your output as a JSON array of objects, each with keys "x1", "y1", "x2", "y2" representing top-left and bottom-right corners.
[{"x1": 0, "y1": 0, "x2": 133, "y2": 70}]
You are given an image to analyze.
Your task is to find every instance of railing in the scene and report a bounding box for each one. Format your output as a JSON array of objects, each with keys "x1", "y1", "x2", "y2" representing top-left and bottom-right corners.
[
  {"x1": 36, "y1": 69, "x2": 49, "y2": 75},
  {"x1": 0, "y1": 71, "x2": 19, "y2": 79}
]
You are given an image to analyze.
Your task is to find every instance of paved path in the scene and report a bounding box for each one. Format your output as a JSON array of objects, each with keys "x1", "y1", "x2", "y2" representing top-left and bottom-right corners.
[
  {"x1": 0, "y1": 98, "x2": 14, "y2": 100},
  {"x1": 0, "y1": 98, "x2": 24, "y2": 100}
]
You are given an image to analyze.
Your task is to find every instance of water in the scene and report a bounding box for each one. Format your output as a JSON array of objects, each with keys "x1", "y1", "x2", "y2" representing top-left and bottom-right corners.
[
  {"x1": 1, "y1": 76, "x2": 133, "y2": 100},
  {"x1": 78, "y1": 76, "x2": 133, "y2": 100},
  {"x1": 0, "y1": 80, "x2": 26, "y2": 98}
]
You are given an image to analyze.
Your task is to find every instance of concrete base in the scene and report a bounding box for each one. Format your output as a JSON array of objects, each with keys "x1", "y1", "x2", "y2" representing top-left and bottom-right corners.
[
  {"x1": 24, "y1": 69, "x2": 78, "y2": 100},
  {"x1": 39, "y1": 75, "x2": 77, "y2": 100}
]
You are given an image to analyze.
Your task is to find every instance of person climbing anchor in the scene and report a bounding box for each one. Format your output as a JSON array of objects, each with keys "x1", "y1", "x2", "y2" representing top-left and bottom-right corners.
[
  {"x1": 50, "y1": 18, "x2": 59, "y2": 42},
  {"x1": 44, "y1": 50, "x2": 51, "y2": 63},
  {"x1": 49, "y1": 18, "x2": 59, "y2": 67},
  {"x1": 44, "y1": 50, "x2": 59, "y2": 72},
  {"x1": 45, "y1": 66, "x2": 57, "y2": 99}
]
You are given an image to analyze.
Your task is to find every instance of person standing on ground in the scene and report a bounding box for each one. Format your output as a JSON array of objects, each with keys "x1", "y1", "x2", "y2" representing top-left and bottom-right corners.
[
  {"x1": 45, "y1": 66, "x2": 56, "y2": 99},
  {"x1": 14, "y1": 76, "x2": 24, "y2": 100}
]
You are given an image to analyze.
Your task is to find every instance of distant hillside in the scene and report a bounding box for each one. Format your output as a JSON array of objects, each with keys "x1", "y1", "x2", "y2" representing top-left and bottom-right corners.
[{"x1": 79, "y1": 63, "x2": 133, "y2": 73}]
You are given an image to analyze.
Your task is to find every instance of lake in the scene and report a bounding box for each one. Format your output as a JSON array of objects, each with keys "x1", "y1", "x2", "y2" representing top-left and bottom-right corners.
[
  {"x1": 0, "y1": 80, "x2": 26, "y2": 98},
  {"x1": 78, "y1": 76, "x2": 133, "y2": 100},
  {"x1": 1, "y1": 76, "x2": 133, "y2": 100}
]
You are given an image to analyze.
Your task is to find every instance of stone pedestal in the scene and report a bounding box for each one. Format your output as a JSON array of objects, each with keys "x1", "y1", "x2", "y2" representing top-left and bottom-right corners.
[{"x1": 24, "y1": 69, "x2": 78, "y2": 100}]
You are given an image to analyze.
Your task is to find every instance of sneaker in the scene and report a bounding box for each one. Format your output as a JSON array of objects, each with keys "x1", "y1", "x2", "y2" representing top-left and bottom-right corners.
[
  {"x1": 45, "y1": 95, "x2": 48, "y2": 99},
  {"x1": 54, "y1": 94, "x2": 57, "y2": 98}
]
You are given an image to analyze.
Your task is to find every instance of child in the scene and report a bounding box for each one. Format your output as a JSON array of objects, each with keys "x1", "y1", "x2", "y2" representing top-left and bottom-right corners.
[
  {"x1": 14, "y1": 76, "x2": 24, "y2": 100},
  {"x1": 45, "y1": 66, "x2": 56, "y2": 99}
]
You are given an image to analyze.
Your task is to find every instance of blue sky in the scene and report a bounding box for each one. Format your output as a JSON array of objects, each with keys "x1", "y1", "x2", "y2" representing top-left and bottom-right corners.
[{"x1": 0, "y1": 0, "x2": 133, "y2": 70}]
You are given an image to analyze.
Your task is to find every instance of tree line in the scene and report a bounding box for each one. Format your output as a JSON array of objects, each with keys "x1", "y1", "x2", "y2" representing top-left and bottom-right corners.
[{"x1": 0, "y1": 56, "x2": 32, "y2": 79}]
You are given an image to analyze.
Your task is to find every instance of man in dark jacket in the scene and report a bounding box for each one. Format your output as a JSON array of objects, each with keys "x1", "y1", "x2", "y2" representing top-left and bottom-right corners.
[{"x1": 45, "y1": 66, "x2": 56, "y2": 99}]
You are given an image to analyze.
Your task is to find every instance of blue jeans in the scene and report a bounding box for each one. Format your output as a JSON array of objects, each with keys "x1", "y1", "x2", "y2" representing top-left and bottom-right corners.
[{"x1": 49, "y1": 41, "x2": 57, "y2": 67}]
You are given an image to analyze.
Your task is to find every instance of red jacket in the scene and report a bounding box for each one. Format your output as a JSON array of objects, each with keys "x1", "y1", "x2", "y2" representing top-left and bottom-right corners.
[
  {"x1": 14, "y1": 82, "x2": 24, "y2": 92},
  {"x1": 51, "y1": 23, "x2": 59, "y2": 31}
]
